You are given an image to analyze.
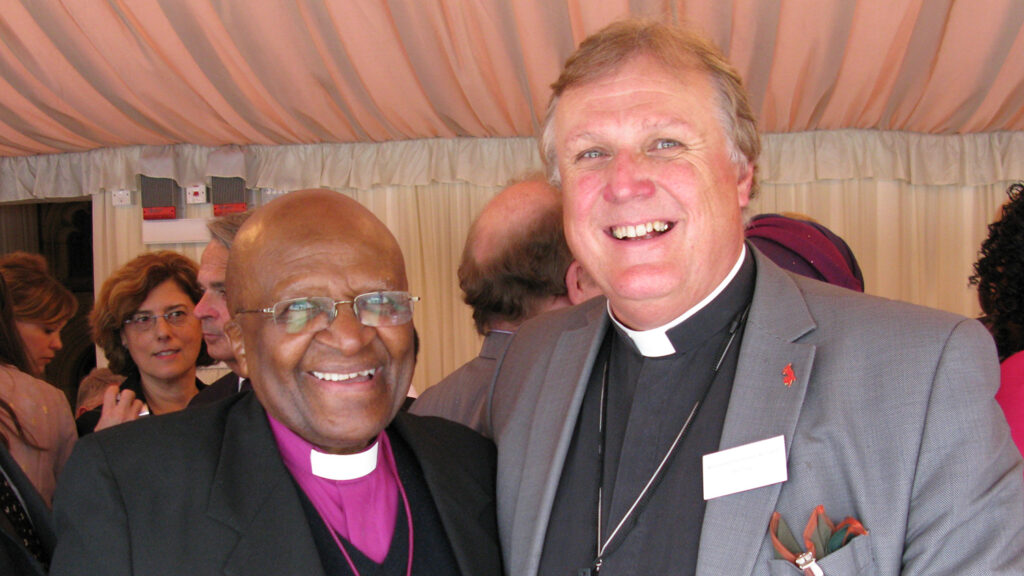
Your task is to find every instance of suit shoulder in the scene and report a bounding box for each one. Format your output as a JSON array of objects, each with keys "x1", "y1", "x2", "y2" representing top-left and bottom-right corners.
[
  {"x1": 514, "y1": 297, "x2": 605, "y2": 341},
  {"x1": 396, "y1": 411, "x2": 491, "y2": 444},
  {"x1": 188, "y1": 373, "x2": 240, "y2": 407},
  {"x1": 394, "y1": 412, "x2": 495, "y2": 460},
  {"x1": 79, "y1": 393, "x2": 250, "y2": 470},
  {"x1": 793, "y1": 274, "x2": 978, "y2": 332}
]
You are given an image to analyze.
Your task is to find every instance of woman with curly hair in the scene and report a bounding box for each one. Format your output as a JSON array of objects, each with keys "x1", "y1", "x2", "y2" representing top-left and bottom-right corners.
[
  {"x1": 0, "y1": 252, "x2": 78, "y2": 379},
  {"x1": 0, "y1": 271, "x2": 76, "y2": 506},
  {"x1": 76, "y1": 251, "x2": 213, "y2": 435},
  {"x1": 971, "y1": 181, "x2": 1024, "y2": 456}
]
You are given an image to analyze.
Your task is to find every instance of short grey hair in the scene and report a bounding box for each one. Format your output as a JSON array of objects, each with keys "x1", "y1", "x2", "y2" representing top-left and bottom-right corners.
[{"x1": 207, "y1": 211, "x2": 252, "y2": 249}]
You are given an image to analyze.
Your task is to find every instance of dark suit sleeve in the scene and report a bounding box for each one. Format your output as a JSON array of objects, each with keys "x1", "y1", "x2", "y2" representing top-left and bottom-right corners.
[
  {"x1": 0, "y1": 443, "x2": 52, "y2": 576},
  {"x1": 49, "y1": 437, "x2": 133, "y2": 576}
]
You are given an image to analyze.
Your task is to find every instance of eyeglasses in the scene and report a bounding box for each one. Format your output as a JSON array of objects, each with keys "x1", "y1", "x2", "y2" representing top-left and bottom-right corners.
[
  {"x1": 122, "y1": 309, "x2": 192, "y2": 332},
  {"x1": 235, "y1": 291, "x2": 420, "y2": 334}
]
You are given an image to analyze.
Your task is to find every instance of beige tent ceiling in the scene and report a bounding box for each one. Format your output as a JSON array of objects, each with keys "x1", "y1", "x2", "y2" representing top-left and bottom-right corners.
[{"x1": 2, "y1": 0, "x2": 1023, "y2": 159}]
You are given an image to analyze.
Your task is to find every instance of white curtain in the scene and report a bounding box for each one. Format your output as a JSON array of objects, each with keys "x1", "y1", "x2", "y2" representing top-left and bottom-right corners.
[
  {"x1": 751, "y1": 180, "x2": 1012, "y2": 320},
  {"x1": 86, "y1": 139, "x2": 538, "y2": 392},
  {"x1": 57, "y1": 131, "x2": 1024, "y2": 391},
  {"x1": 91, "y1": 182, "x2": 503, "y2": 393}
]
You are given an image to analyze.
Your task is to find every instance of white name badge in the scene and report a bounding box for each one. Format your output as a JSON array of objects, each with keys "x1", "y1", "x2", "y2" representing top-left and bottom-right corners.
[{"x1": 703, "y1": 435, "x2": 788, "y2": 500}]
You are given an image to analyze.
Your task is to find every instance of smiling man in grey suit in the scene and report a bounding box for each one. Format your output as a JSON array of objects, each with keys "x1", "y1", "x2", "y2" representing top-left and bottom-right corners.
[
  {"x1": 417, "y1": 19, "x2": 1024, "y2": 576},
  {"x1": 50, "y1": 189, "x2": 501, "y2": 576}
]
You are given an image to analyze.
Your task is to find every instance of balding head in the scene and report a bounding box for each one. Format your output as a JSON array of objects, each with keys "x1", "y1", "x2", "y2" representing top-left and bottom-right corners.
[
  {"x1": 229, "y1": 190, "x2": 407, "y2": 304},
  {"x1": 459, "y1": 178, "x2": 574, "y2": 335},
  {"x1": 468, "y1": 179, "x2": 561, "y2": 265},
  {"x1": 227, "y1": 189, "x2": 416, "y2": 454}
]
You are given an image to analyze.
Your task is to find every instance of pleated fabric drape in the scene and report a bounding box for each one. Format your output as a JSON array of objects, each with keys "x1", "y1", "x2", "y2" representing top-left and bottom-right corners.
[{"x1": 70, "y1": 132, "x2": 1020, "y2": 392}]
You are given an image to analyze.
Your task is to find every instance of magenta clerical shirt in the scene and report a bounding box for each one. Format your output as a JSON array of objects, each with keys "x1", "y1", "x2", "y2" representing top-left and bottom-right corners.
[{"x1": 268, "y1": 414, "x2": 400, "y2": 563}]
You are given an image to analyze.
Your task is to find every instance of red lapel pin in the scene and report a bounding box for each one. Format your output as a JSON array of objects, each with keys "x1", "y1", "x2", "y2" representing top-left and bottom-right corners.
[{"x1": 782, "y1": 363, "x2": 796, "y2": 387}]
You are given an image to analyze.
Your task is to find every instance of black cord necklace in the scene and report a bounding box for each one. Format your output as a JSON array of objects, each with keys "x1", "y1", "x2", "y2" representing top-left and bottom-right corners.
[{"x1": 586, "y1": 301, "x2": 752, "y2": 575}]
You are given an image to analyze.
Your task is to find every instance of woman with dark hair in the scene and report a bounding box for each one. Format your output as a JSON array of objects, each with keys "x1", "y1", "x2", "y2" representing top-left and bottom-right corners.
[
  {"x1": 0, "y1": 252, "x2": 78, "y2": 378},
  {"x1": 76, "y1": 251, "x2": 213, "y2": 435},
  {"x1": 971, "y1": 181, "x2": 1024, "y2": 457},
  {"x1": 0, "y1": 272, "x2": 77, "y2": 506}
]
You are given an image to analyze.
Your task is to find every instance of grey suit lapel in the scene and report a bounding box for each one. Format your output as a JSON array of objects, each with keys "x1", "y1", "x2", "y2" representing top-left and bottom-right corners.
[
  {"x1": 697, "y1": 249, "x2": 818, "y2": 576},
  {"x1": 205, "y1": 395, "x2": 326, "y2": 576},
  {"x1": 514, "y1": 301, "x2": 608, "y2": 576}
]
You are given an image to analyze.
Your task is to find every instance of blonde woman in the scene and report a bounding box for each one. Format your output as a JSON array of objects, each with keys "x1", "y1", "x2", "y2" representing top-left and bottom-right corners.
[
  {"x1": 0, "y1": 252, "x2": 77, "y2": 378},
  {"x1": 0, "y1": 272, "x2": 76, "y2": 506}
]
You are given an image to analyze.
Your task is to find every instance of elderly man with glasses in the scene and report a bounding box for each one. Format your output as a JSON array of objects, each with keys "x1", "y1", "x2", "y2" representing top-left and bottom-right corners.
[{"x1": 50, "y1": 189, "x2": 502, "y2": 576}]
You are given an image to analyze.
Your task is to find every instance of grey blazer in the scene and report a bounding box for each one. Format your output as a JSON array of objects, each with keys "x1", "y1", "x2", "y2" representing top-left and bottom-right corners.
[
  {"x1": 465, "y1": 248, "x2": 1024, "y2": 576},
  {"x1": 50, "y1": 392, "x2": 501, "y2": 576},
  {"x1": 411, "y1": 330, "x2": 512, "y2": 433}
]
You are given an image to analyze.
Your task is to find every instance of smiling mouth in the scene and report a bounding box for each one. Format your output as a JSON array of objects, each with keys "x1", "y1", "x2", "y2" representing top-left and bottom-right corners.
[
  {"x1": 312, "y1": 368, "x2": 376, "y2": 382},
  {"x1": 154, "y1": 349, "x2": 180, "y2": 358},
  {"x1": 609, "y1": 220, "x2": 674, "y2": 240}
]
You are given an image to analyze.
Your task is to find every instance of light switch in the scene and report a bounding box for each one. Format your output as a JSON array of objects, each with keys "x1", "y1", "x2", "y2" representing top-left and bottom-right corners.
[{"x1": 186, "y1": 184, "x2": 207, "y2": 204}]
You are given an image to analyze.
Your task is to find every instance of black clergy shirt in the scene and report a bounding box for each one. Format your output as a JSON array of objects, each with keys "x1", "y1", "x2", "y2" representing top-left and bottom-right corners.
[{"x1": 539, "y1": 251, "x2": 756, "y2": 576}]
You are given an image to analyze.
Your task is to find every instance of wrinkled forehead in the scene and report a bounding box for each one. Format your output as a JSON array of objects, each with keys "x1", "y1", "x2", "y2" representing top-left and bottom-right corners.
[
  {"x1": 543, "y1": 54, "x2": 720, "y2": 158},
  {"x1": 227, "y1": 189, "x2": 408, "y2": 302},
  {"x1": 228, "y1": 223, "x2": 407, "y2": 307}
]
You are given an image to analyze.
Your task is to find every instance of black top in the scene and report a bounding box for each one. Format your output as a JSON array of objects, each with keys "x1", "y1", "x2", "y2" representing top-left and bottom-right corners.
[
  {"x1": 539, "y1": 252, "x2": 756, "y2": 575},
  {"x1": 0, "y1": 442, "x2": 54, "y2": 576},
  {"x1": 75, "y1": 374, "x2": 207, "y2": 436}
]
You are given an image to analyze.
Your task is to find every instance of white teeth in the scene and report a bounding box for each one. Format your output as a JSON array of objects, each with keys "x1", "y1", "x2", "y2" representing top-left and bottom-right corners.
[
  {"x1": 611, "y1": 220, "x2": 670, "y2": 239},
  {"x1": 312, "y1": 368, "x2": 376, "y2": 382}
]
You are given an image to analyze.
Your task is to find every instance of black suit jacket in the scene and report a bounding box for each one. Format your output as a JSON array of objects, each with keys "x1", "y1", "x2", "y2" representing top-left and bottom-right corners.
[
  {"x1": 0, "y1": 442, "x2": 54, "y2": 576},
  {"x1": 187, "y1": 372, "x2": 244, "y2": 408},
  {"x1": 50, "y1": 393, "x2": 501, "y2": 575}
]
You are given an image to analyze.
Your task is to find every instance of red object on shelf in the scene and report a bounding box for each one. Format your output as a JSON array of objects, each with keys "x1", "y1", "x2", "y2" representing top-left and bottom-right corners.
[
  {"x1": 214, "y1": 202, "x2": 247, "y2": 216},
  {"x1": 143, "y1": 206, "x2": 177, "y2": 220}
]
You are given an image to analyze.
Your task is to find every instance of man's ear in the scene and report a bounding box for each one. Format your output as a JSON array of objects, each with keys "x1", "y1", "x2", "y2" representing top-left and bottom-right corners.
[
  {"x1": 736, "y1": 160, "x2": 754, "y2": 208},
  {"x1": 225, "y1": 321, "x2": 249, "y2": 378},
  {"x1": 565, "y1": 260, "x2": 585, "y2": 305},
  {"x1": 565, "y1": 259, "x2": 600, "y2": 305}
]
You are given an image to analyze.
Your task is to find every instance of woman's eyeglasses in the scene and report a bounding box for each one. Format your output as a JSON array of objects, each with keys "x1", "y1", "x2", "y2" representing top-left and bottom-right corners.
[{"x1": 122, "y1": 309, "x2": 192, "y2": 332}]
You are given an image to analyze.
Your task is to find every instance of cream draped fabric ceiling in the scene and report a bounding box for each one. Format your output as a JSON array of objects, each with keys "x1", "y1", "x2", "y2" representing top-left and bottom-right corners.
[{"x1": 1, "y1": 0, "x2": 1023, "y2": 391}]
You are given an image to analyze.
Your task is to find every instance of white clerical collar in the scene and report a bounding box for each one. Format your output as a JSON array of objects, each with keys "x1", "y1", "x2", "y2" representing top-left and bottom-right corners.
[
  {"x1": 610, "y1": 245, "x2": 746, "y2": 358},
  {"x1": 309, "y1": 440, "x2": 379, "y2": 481}
]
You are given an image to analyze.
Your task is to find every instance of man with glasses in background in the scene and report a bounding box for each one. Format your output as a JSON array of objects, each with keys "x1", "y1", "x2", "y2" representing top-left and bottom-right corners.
[{"x1": 50, "y1": 189, "x2": 501, "y2": 576}]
